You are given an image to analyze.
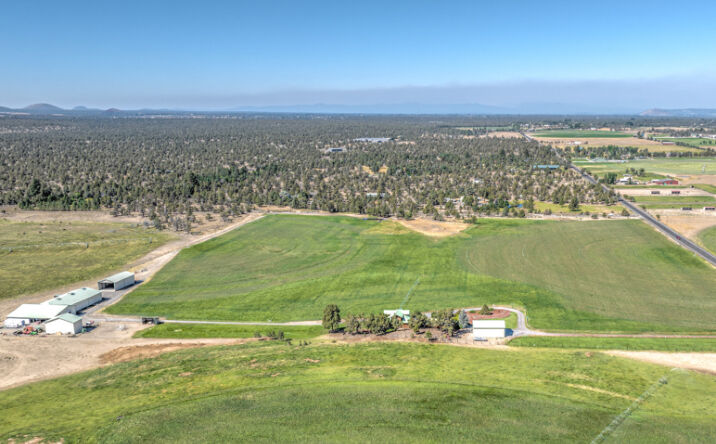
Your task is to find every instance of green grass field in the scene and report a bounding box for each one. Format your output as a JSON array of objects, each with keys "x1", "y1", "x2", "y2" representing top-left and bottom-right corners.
[
  {"x1": 629, "y1": 195, "x2": 716, "y2": 209},
  {"x1": 135, "y1": 323, "x2": 325, "y2": 340},
  {"x1": 533, "y1": 201, "x2": 622, "y2": 214},
  {"x1": 0, "y1": 219, "x2": 173, "y2": 300},
  {"x1": 533, "y1": 130, "x2": 630, "y2": 138},
  {"x1": 654, "y1": 137, "x2": 716, "y2": 148},
  {"x1": 629, "y1": 195, "x2": 716, "y2": 203},
  {"x1": 699, "y1": 225, "x2": 716, "y2": 255},
  {"x1": 509, "y1": 336, "x2": 716, "y2": 352},
  {"x1": 575, "y1": 158, "x2": 716, "y2": 176},
  {"x1": 109, "y1": 215, "x2": 716, "y2": 333},
  {"x1": 0, "y1": 341, "x2": 714, "y2": 443}
]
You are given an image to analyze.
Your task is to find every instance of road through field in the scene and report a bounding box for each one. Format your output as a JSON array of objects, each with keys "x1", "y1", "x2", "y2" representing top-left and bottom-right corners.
[{"x1": 522, "y1": 131, "x2": 716, "y2": 267}]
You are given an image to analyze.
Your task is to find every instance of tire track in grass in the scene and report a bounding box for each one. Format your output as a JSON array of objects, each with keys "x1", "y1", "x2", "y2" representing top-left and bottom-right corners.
[
  {"x1": 590, "y1": 372, "x2": 670, "y2": 444},
  {"x1": 399, "y1": 278, "x2": 420, "y2": 310}
]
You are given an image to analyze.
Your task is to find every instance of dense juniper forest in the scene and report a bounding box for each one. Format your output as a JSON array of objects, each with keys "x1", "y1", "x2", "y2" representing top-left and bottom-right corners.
[{"x1": 0, "y1": 114, "x2": 712, "y2": 230}]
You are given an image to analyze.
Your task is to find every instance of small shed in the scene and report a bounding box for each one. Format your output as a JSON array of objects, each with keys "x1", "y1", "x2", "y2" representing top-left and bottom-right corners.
[
  {"x1": 384, "y1": 309, "x2": 410, "y2": 323},
  {"x1": 45, "y1": 313, "x2": 82, "y2": 335},
  {"x1": 473, "y1": 319, "x2": 506, "y2": 340},
  {"x1": 4, "y1": 304, "x2": 69, "y2": 328},
  {"x1": 98, "y1": 271, "x2": 135, "y2": 291},
  {"x1": 46, "y1": 287, "x2": 102, "y2": 314}
]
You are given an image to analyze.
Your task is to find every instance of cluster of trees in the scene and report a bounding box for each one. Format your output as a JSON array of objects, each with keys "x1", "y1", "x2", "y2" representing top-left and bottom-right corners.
[
  {"x1": 0, "y1": 115, "x2": 622, "y2": 229},
  {"x1": 322, "y1": 305, "x2": 469, "y2": 338}
]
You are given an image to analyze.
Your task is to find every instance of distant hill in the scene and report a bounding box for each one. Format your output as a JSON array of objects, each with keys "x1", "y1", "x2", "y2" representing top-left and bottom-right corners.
[
  {"x1": 640, "y1": 108, "x2": 716, "y2": 117},
  {"x1": 22, "y1": 103, "x2": 65, "y2": 113}
]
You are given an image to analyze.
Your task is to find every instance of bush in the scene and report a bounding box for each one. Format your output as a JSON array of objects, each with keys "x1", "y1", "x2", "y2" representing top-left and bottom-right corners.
[{"x1": 322, "y1": 304, "x2": 341, "y2": 332}]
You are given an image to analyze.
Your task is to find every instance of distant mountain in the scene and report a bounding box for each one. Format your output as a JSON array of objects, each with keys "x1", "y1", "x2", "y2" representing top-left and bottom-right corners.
[
  {"x1": 228, "y1": 102, "x2": 512, "y2": 114},
  {"x1": 22, "y1": 103, "x2": 64, "y2": 113},
  {"x1": 640, "y1": 108, "x2": 716, "y2": 117}
]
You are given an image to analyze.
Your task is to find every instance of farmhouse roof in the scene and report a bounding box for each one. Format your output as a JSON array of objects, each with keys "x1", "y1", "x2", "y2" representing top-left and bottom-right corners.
[
  {"x1": 6, "y1": 304, "x2": 68, "y2": 320},
  {"x1": 46, "y1": 287, "x2": 101, "y2": 306}
]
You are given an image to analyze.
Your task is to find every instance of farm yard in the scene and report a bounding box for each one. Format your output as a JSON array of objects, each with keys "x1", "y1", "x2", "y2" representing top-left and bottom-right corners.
[
  {"x1": 0, "y1": 341, "x2": 714, "y2": 443},
  {"x1": 108, "y1": 215, "x2": 716, "y2": 333},
  {"x1": 0, "y1": 218, "x2": 172, "y2": 301}
]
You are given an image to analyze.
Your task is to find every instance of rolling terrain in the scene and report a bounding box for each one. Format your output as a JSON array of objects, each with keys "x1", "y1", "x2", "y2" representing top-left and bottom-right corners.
[
  {"x1": 109, "y1": 215, "x2": 716, "y2": 332},
  {"x1": 0, "y1": 219, "x2": 173, "y2": 300},
  {"x1": 0, "y1": 341, "x2": 713, "y2": 443}
]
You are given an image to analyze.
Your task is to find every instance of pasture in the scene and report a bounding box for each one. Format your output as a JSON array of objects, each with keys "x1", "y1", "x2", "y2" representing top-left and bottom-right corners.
[
  {"x1": 0, "y1": 219, "x2": 173, "y2": 300},
  {"x1": 135, "y1": 323, "x2": 325, "y2": 340},
  {"x1": 0, "y1": 341, "x2": 713, "y2": 443},
  {"x1": 109, "y1": 215, "x2": 716, "y2": 332},
  {"x1": 575, "y1": 158, "x2": 716, "y2": 176},
  {"x1": 654, "y1": 137, "x2": 716, "y2": 148},
  {"x1": 629, "y1": 195, "x2": 716, "y2": 210},
  {"x1": 700, "y1": 225, "x2": 716, "y2": 254},
  {"x1": 509, "y1": 336, "x2": 716, "y2": 352}
]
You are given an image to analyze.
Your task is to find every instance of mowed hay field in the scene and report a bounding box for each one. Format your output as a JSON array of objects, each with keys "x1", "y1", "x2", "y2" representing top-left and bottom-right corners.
[
  {"x1": 1, "y1": 341, "x2": 714, "y2": 443},
  {"x1": 109, "y1": 215, "x2": 716, "y2": 332},
  {"x1": 0, "y1": 219, "x2": 173, "y2": 300}
]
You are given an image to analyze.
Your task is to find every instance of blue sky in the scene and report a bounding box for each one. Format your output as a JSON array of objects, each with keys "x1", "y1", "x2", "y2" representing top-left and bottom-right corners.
[{"x1": 1, "y1": 0, "x2": 715, "y2": 112}]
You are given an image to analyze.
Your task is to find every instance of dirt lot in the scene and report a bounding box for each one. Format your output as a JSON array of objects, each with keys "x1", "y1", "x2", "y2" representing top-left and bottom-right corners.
[
  {"x1": 0, "y1": 323, "x2": 250, "y2": 390},
  {"x1": 396, "y1": 218, "x2": 469, "y2": 237},
  {"x1": 618, "y1": 188, "x2": 713, "y2": 197},
  {"x1": 537, "y1": 137, "x2": 681, "y2": 151},
  {"x1": 481, "y1": 131, "x2": 523, "y2": 139},
  {"x1": 650, "y1": 211, "x2": 716, "y2": 240},
  {"x1": 678, "y1": 174, "x2": 716, "y2": 186},
  {"x1": 607, "y1": 351, "x2": 716, "y2": 375}
]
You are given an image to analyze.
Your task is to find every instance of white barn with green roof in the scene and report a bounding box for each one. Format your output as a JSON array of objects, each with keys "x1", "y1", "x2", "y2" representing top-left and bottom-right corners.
[
  {"x1": 98, "y1": 271, "x2": 135, "y2": 291},
  {"x1": 4, "y1": 304, "x2": 69, "y2": 328},
  {"x1": 45, "y1": 287, "x2": 102, "y2": 314},
  {"x1": 44, "y1": 313, "x2": 82, "y2": 334}
]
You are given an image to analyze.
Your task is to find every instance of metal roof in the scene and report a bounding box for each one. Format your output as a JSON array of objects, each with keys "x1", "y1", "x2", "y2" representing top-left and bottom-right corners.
[
  {"x1": 46, "y1": 287, "x2": 101, "y2": 306},
  {"x1": 98, "y1": 271, "x2": 134, "y2": 283},
  {"x1": 47, "y1": 313, "x2": 82, "y2": 324},
  {"x1": 473, "y1": 320, "x2": 506, "y2": 329},
  {"x1": 6, "y1": 304, "x2": 68, "y2": 320}
]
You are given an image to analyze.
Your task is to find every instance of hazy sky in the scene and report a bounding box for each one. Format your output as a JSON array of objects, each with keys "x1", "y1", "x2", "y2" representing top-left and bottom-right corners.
[{"x1": 2, "y1": 0, "x2": 715, "y2": 112}]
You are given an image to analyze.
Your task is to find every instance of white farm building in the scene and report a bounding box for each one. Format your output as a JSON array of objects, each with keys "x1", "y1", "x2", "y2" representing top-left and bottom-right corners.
[
  {"x1": 473, "y1": 319, "x2": 506, "y2": 340},
  {"x1": 98, "y1": 271, "x2": 135, "y2": 291},
  {"x1": 44, "y1": 313, "x2": 83, "y2": 335},
  {"x1": 46, "y1": 287, "x2": 103, "y2": 314},
  {"x1": 3, "y1": 304, "x2": 69, "y2": 328}
]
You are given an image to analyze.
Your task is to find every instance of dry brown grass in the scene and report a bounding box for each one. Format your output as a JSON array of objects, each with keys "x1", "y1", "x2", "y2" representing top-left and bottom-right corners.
[
  {"x1": 651, "y1": 211, "x2": 716, "y2": 240},
  {"x1": 396, "y1": 218, "x2": 469, "y2": 237},
  {"x1": 538, "y1": 137, "x2": 699, "y2": 152},
  {"x1": 606, "y1": 351, "x2": 716, "y2": 375},
  {"x1": 480, "y1": 131, "x2": 523, "y2": 139}
]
